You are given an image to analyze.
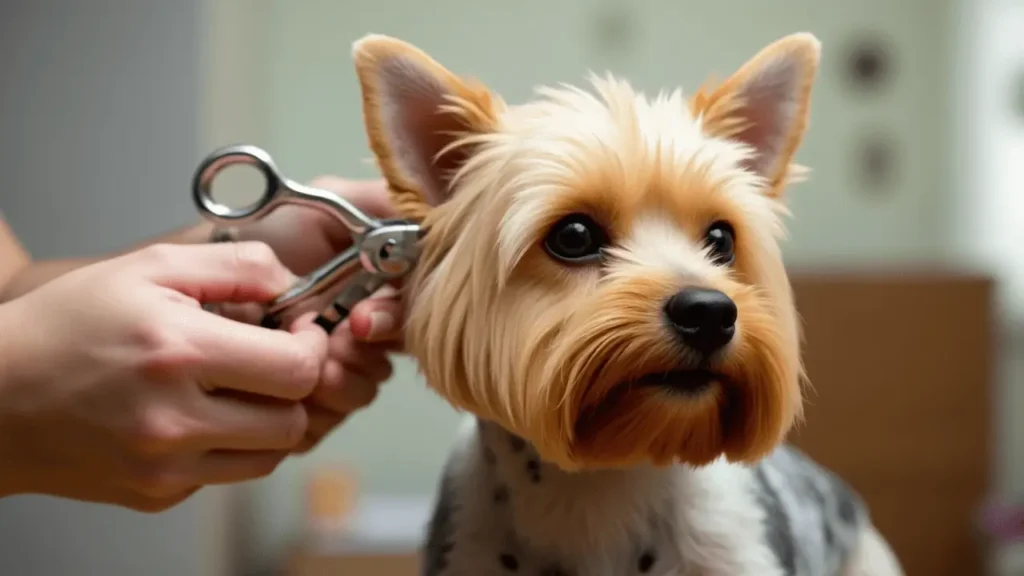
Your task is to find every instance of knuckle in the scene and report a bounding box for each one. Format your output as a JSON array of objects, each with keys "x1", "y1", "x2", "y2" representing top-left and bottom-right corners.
[
  {"x1": 273, "y1": 348, "x2": 321, "y2": 401},
  {"x1": 292, "y1": 437, "x2": 317, "y2": 455},
  {"x1": 138, "y1": 346, "x2": 199, "y2": 380},
  {"x1": 131, "y1": 462, "x2": 188, "y2": 500},
  {"x1": 359, "y1": 383, "x2": 381, "y2": 410},
  {"x1": 129, "y1": 320, "x2": 172, "y2": 353},
  {"x1": 254, "y1": 454, "x2": 287, "y2": 478},
  {"x1": 336, "y1": 378, "x2": 379, "y2": 413},
  {"x1": 137, "y1": 243, "x2": 180, "y2": 268},
  {"x1": 376, "y1": 359, "x2": 395, "y2": 383},
  {"x1": 294, "y1": 412, "x2": 349, "y2": 453},
  {"x1": 282, "y1": 405, "x2": 309, "y2": 448},
  {"x1": 131, "y1": 406, "x2": 189, "y2": 455},
  {"x1": 217, "y1": 302, "x2": 263, "y2": 324},
  {"x1": 232, "y1": 241, "x2": 280, "y2": 277},
  {"x1": 130, "y1": 325, "x2": 200, "y2": 379},
  {"x1": 290, "y1": 350, "x2": 322, "y2": 397}
]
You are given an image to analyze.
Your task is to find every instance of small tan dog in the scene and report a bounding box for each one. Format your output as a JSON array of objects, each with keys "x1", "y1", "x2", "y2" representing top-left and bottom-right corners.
[{"x1": 351, "y1": 32, "x2": 904, "y2": 576}]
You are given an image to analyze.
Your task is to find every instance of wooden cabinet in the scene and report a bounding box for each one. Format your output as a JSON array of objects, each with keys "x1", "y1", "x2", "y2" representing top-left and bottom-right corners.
[{"x1": 788, "y1": 270, "x2": 995, "y2": 576}]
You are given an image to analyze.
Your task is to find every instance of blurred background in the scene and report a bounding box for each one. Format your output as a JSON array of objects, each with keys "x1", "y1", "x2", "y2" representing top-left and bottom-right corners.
[{"x1": 1, "y1": 0, "x2": 1022, "y2": 574}]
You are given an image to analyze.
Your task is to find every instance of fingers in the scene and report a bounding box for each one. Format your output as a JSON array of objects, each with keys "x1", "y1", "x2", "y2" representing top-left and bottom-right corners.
[
  {"x1": 208, "y1": 283, "x2": 405, "y2": 354},
  {"x1": 281, "y1": 321, "x2": 396, "y2": 453},
  {"x1": 349, "y1": 285, "x2": 404, "y2": 344},
  {"x1": 328, "y1": 326, "x2": 394, "y2": 381},
  {"x1": 272, "y1": 319, "x2": 397, "y2": 454},
  {"x1": 136, "y1": 241, "x2": 297, "y2": 304},
  {"x1": 121, "y1": 487, "x2": 200, "y2": 514},
  {"x1": 122, "y1": 451, "x2": 287, "y2": 509},
  {"x1": 196, "y1": 450, "x2": 288, "y2": 485},
  {"x1": 328, "y1": 343, "x2": 394, "y2": 384},
  {"x1": 312, "y1": 358, "x2": 381, "y2": 414},
  {"x1": 43, "y1": 478, "x2": 200, "y2": 515},
  {"x1": 187, "y1": 311, "x2": 327, "y2": 401},
  {"x1": 305, "y1": 325, "x2": 392, "y2": 418},
  {"x1": 293, "y1": 406, "x2": 348, "y2": 454},
  {"x1": 197, "y1": 391, "x2": 308, "y2": 451},
  {"x1": 210, "y1": 301, "x2": 265, "y2": 325}
]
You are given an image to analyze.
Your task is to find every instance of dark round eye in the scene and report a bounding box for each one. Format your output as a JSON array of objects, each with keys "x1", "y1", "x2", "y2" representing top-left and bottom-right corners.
[
  {"x1": 543, "y1": 213, "x2": 608, "y2": 264},
  {"x1": 705, "y1": 221, "x2": 736, "y2": 266}
]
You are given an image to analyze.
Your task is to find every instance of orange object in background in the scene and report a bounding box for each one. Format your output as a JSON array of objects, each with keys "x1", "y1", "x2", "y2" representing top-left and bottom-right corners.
[
  {"x1": 305, "y1": 466, "x2": 359, "y2": 536},
  {"x1": 290, "y1": 465, "x2": 427, "y2": 576}
]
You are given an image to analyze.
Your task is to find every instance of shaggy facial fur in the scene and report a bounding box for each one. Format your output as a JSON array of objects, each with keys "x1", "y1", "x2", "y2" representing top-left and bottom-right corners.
[
  {"x1": 351, "y1": 33, "x2": 905, "y2": 575},
  {"x1": 354, "y1": 33, "x2": 812, "y2": 471}
]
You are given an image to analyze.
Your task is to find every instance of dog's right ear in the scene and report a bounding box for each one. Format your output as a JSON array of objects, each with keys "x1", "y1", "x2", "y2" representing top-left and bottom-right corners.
[{"x1": 352, "y1": 35, "x2": 502, "y2": 220}]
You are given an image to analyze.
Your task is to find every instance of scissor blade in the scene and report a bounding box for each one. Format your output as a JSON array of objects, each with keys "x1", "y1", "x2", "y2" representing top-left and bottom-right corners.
[
  {"x1": 312, "y1": 270, "x2": 385, "y2": 333},
  {"x1": 262, "y1": 245, "x2": 362, "y2": 317}
]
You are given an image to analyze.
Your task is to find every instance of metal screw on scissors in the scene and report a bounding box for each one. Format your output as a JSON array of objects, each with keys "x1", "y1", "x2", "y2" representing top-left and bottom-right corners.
[{"x1": 190, "y1": 144, "x2": 421, "y2": 333}]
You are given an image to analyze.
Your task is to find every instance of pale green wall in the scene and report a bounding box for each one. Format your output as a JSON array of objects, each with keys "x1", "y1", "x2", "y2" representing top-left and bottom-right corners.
[{"x1": 234, "y1": 0, "x2": 959, "y2": 569}]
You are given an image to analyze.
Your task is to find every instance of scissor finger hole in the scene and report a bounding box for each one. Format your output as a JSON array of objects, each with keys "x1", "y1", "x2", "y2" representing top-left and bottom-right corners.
[
  {"x1": 205, "y1": 162, "x2": 272, "y2": 214},
  {"x1": 192, "y1": 146, "x2": 284, "y2": 221}
]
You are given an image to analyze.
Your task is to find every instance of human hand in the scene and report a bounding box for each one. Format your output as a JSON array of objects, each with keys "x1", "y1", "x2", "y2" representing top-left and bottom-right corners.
[
  {"x1": 222, "y1": 177, "x2": 405, "y2": 452},
  {"x1": 0, "y1": 242, "x2": 327, "y2": 511}
]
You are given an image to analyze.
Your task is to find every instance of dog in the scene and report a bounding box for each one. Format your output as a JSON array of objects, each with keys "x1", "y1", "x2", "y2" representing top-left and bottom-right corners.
[{"x1": 350, "y1": 31, "x2": 905, "y2": 576}]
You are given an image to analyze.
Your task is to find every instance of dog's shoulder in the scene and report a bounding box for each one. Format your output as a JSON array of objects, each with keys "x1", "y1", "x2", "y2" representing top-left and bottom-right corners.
[
  {"x1": 421, "y1": 417, "x2": 479, "y2": 575},
  {"x1": 750, "y1": 443, "x2": 869, "y2": 575},
  {"x1": 422, "y1": 461, "x2": 459, "y2": 575}
]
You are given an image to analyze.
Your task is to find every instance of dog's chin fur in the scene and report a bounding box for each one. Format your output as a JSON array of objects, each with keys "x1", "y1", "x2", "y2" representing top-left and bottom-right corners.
[{"x1": 353, "y1": 32, "x2": 810, "y2": 472}]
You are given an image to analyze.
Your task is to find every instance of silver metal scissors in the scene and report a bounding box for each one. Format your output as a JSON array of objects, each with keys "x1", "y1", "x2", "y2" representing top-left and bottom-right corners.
[{"x1": 190, "y1": 144, "x2": 421, "y2": 333}]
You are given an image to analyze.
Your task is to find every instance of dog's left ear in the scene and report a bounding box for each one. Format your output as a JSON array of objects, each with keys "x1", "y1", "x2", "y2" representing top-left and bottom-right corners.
[
  {"x1": 694, "y1": 33, "x2": 820, "y2": 196},
  {"x1": 352, "y1": 35, "x2": 502, "y2": 221}
]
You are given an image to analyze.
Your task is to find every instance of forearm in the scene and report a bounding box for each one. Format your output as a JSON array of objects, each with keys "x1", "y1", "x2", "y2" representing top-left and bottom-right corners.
[{"x1": 0, "y1": 221, "x2": 214, "y2": 302}]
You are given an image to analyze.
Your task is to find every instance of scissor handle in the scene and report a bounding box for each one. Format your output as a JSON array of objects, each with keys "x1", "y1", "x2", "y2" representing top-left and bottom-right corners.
[{"x1": 191, "y1": 144, "x2": 289, "y2": 226}]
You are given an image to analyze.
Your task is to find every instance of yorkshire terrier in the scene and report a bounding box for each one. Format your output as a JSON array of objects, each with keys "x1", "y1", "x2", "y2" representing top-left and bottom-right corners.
[{"x1": 350, "y1": 32, "x2": 905, "y2": 576}]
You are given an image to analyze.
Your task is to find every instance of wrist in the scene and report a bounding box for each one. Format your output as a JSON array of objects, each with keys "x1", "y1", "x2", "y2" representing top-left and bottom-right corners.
[{"x1": 0, "y1": 258, "x2": 95, "y2": 303}]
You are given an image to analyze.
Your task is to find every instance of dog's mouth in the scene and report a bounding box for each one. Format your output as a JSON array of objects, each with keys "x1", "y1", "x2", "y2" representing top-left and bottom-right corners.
[{"x1": 634, "y1": 369, "x2": 726, "y2": 396}]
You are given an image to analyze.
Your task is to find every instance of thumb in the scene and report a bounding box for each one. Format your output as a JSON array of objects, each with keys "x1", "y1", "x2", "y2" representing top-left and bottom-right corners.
[{"x1": 135, "y1": 242, "x2": 297, "y2": 304}]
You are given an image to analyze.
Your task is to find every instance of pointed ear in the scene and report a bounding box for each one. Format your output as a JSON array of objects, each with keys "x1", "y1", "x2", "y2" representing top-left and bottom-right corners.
[
  {"x1": 693, "y1": 33, "x2": 821, "y2": 196},
  {"x1": 352, "y1": 35, "x2": 501, "y2": 220}
]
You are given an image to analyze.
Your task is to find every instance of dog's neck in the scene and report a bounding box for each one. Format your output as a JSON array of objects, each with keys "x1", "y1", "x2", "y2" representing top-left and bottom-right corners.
[{"x1": 473, "y1": 419, "x2": 681, "y2": 563}]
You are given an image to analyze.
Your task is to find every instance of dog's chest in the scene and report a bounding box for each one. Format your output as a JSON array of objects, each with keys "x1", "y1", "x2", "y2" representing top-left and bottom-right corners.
[{"x1": 428, "y1": 420, "x2": 689, "y2": 576}]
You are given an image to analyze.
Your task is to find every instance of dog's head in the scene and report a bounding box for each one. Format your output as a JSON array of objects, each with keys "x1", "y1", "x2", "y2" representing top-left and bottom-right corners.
[{"x1": 352, "y1": 33, "x2": 819, "y2": 471}]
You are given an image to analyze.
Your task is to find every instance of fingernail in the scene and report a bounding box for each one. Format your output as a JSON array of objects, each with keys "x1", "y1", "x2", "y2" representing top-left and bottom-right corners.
[
  {"x1": 373, "y1": 284, "x2": 399, "y2": 299},
  {"x1": 368, "y1": 311, "x2": 395, "y2": 339}
]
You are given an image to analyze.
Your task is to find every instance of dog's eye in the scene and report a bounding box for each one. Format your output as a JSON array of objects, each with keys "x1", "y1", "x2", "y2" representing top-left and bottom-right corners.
[
  {"x1": 704, "y1": 221, "x2": 736, "y2": 266},
  {"x1": 544, "y1": 213, "x2": 608, "y2": 264}
]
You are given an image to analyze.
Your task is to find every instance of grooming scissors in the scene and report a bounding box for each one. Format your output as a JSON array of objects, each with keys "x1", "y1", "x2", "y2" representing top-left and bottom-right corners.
[{"x1": 191, "y1": 144, "x2": 421, "y2": 333}]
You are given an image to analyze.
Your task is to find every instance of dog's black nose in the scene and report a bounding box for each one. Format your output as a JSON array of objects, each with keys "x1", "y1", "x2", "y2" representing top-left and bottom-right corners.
[{"x1": 664, "y1": 288, "x2": 737, "y2": 355}]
